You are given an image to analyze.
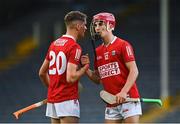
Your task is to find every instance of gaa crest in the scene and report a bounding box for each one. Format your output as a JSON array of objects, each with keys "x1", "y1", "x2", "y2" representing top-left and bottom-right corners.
[{"x1": 104, "y1": 52, "x2": 109, "y2": 60}]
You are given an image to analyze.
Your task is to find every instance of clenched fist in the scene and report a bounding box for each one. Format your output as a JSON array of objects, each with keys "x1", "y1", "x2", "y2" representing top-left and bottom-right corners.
[{"x1": 81, "y1": 54, "x2": 90, "y2": 66}]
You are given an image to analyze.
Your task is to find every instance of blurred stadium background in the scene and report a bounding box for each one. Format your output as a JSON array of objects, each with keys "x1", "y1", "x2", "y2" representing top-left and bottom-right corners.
[{"x1": 0, "y1": 0, "x2": 180, "y2": 123}]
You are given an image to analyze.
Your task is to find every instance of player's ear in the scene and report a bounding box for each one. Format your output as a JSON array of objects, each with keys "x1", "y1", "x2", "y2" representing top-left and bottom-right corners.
[
  {"x1": 76, "y1": 23, "x2": 81, "y2": 31},
  {"x1": 106, "y1": 22, "x2": 114, "y2": 32}
]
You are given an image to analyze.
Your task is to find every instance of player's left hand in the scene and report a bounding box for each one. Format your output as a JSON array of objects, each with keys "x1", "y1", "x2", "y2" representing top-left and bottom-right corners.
[{"x1": 81, "y1": 54, "x2": 90, "y2": 66}]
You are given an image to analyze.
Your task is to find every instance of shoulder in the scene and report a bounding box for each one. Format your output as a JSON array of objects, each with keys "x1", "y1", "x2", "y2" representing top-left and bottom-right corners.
[
  {"x1": 116, "y1": 37, "x2": 128, "y2": 44},
  {"x1": 58, "y1": 37, "x2": 81, "y2": 48},
  {"x1": 70, "y1": 41, "x2": 81, "y2": 50},
  {"x1": 96, "y1": 44, "x2": 103, "y2": 51},
  {"x1": 116, "y1": 37, "x2": 133, "y2": 48}
]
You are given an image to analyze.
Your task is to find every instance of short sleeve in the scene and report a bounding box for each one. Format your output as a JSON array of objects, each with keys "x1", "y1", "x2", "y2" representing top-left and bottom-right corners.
[
  {"x1": 68, "y1": 44, "x2": 82, "y2": 65},
  {"x1": 121, "y1": 41, "x2": 135, "y2": 62}
]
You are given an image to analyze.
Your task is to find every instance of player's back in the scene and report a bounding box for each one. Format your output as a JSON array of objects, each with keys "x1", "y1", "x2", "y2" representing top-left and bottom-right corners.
[
  {"x1": 46, "y1": 35, "x2": 81, "y2": 103},
  {"x1": 48, "y1": 35, "x2": 78, "y2": 81}
]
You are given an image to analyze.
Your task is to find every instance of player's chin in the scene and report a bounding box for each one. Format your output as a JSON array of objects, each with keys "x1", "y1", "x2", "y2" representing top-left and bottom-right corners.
[
  {"x1": 99, "y1": 32, "x2": 105, "y2": 38},
  {"x1": 98, "y1": 31, "x2": 104, "y2": 36}
]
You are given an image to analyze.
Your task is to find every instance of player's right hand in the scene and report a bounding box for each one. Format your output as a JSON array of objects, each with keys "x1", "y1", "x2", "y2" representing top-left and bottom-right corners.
[
  {"x1": 81, "y1": 54, "x2": 90, "y2": 66},
  {"x1": 115, "y1": 92, "x2": 127, "y2": 104}
]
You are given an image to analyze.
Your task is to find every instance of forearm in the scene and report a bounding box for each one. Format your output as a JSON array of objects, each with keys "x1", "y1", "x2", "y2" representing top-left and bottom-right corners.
[
  {"x1": 121, "y1": 69, "x2": 138, "y2": 93},
  {"x1": 67, "y1": 64, "x2": 89, "y2": 83},
  {"x1": 80, "y1": 54, "x2": 100, "y2": 84},
  {"x1": 86, "y1": 69, "x2": 101, "y2": 84}
]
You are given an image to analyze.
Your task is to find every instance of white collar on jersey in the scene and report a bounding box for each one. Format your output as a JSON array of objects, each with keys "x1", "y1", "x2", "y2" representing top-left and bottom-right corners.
[
  {"x1": 62, "y1": 34, "x2": 76, "y2": 41},
  {"x1": 102, "y1": 36, "x2": 117, "y2": 46},
  {"x1": 111, "y1": 36, "x2": 117, "y2": 44}
]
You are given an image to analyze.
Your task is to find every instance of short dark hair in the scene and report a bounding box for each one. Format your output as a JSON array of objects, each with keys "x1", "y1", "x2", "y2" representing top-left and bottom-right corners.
[{"x1": 64, "y1": 11, "x2": 87, "y2": 26}]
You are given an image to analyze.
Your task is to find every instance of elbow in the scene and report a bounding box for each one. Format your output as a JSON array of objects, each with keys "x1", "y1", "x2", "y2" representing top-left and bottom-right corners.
[
  {"x1": 39, "y1": 70, "x2": 45, "y2": 79},
  {"x1": 67, "y1": 79, "x2": 76, "y2": 83},
  {"x1": 67, "y1": 77, "x2": 73, "y2": 83},
  {"x1": 137, "y1": 70, "x2": 139, "y2": 77},
  {"x1": 67, "y1": 74, "x2": 77, "y2": 83},
  {"x1": 135, "y1": 68, "x2": 139, "y2": 78},
  {"x1": 39, "y1": 71, "x2": 43, "y2": 78},
  {"x1": 130, "y1": 68, "x2": 139, "y2": 79}
]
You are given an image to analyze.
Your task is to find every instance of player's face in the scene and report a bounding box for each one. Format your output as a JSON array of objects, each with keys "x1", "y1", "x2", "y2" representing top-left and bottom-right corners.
[
  {"x1": 93, "y1": 20, "x2": 108, "y2": 37},
  {"x1": 77, "y1": 20, "x2": 87, "y2": 39}
]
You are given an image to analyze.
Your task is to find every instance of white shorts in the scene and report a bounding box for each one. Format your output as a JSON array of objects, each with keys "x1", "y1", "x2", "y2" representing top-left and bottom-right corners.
[
  {"x1": 46, "y1": 99, "x2": 80, "y2": 119},
  {"x1": 105, "y1": 101, "x2": 142, "y2": 120}
]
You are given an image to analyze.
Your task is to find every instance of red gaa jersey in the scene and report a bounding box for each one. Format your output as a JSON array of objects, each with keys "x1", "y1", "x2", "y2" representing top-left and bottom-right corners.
[
  {"x1": 95, "y1": 37, "x2": 140, "y2": 100},
  {"x1": 46, "y1": 35, "x2": 82, "y2": 103}
]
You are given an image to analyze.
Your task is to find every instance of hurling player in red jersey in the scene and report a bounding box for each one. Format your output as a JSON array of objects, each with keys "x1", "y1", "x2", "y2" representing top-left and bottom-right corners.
[
  {"x1": 39, "y1": 11, "x2": 89, "y2": 123},
  {"x1": 81, "y1": 12, "x2": 142, "y2": 123}
]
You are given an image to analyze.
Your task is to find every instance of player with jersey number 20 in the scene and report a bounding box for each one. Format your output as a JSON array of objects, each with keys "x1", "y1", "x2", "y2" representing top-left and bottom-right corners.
[
  {"x1": 81, "y1": 12, "x2": 142, "y2": 123},
  {"x1": 39, "y1": 11, "x2": 89, "y2": 123}
]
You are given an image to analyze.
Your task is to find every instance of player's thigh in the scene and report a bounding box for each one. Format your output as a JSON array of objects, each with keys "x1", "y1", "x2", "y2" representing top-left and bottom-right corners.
[
  {"x1": 123, "y1": 115, "x2": 140, "y2": 123},
  {"x1": 105, "y1": 119, "x2": 122, "y2": 123},
  {"x1": 105, "y1": 106, "x2": 123, "y2": 120},
  {"x1": 121, "y1": 101, "x2": 142, "y2": 122},
  {"x1": 60, "y1": 116, "x2": 79, "y2": 123},
  {"x1": 51, "y1": 118, "x2": 60, "y2": 124}
]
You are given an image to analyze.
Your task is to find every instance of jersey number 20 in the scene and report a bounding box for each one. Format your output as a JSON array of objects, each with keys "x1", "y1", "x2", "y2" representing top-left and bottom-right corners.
[{"x1": 49, "y1": 51, "x2": 67, "y2": 75}]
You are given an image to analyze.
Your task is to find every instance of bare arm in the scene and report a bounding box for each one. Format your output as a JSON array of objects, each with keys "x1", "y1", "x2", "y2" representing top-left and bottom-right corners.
[
  {"x1": 66, "y1": 62, "x2": 89, "y2": 83},
  {"x1": 85, "y1": 69, "x2": 101, "y2": 84},
  {"x1": 39, "y1": 59, "x2": 50, "y2": 87},
  {"x1": 116, "y1": 61, "x2": 139, "y2": 103},
  {"x1": 121, "y1": 61, "x2": 139, "y2": 93},
  {"x1": 81, "y1": 54, "x2": 101, "y2": 84}
]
